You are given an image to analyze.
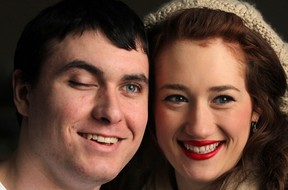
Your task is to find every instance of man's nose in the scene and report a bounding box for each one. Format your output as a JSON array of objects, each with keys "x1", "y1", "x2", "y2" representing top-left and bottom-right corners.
[{"x1": 92, "y1": 88, "x2": 123, "y2": 125}]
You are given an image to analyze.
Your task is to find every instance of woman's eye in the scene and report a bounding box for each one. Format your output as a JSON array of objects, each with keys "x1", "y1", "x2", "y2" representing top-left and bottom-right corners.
[
  {"x1": 164, "y1": 95, "x2": 188, "y2": 103},
  {"x1": 124, "y1": 84, "x2": 141, "y2": 93},
  {"x1": 213, "y1": 95, "x2": 235, "y2": 104}
]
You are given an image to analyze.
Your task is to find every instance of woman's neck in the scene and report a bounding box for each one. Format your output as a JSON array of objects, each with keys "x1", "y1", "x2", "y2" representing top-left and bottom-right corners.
[{"x1": 174, "y1": 170, "x2": 210, "y2": 190}]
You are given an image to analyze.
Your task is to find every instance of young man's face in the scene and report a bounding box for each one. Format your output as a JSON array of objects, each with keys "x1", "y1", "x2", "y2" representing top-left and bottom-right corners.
[{"x1": 19, "y1": 31, "x2": 148, "y2": 188}]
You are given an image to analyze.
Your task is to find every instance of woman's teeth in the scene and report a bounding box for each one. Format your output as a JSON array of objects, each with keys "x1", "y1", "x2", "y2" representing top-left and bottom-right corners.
[{"x1": 184, "y1": 142, "x2": 220, "y2": 154}]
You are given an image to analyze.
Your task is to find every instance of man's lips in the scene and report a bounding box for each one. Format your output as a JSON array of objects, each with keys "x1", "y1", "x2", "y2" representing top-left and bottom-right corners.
[{"x1": 78, "y1": 132, "x2": 119, "y2": 144}]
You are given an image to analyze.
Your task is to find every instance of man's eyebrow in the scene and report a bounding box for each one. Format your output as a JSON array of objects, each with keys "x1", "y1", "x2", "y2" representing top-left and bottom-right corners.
[
  {"x1": 209, "y1": 85, "x2": 240, "y2": 92},
  {"x1": 122, "y1": 74, "x2": 149, "y2": 85},
  {"x1": 58, "y1": 60, "x2": 104, "y2": 77},
  {"x1": 59, "y1": 60, "x2": 148, "y2": 85}
]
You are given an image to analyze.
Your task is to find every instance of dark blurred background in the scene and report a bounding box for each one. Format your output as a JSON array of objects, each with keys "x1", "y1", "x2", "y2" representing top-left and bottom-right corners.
[{"x1": 0, "y1": 0, "x2": 287, "y2": 160}]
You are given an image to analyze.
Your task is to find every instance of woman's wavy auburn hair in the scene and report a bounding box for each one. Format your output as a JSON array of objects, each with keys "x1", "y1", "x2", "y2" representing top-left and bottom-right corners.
[{"x1": 147, "y1": 8, "x2": 288, "y2": 189}]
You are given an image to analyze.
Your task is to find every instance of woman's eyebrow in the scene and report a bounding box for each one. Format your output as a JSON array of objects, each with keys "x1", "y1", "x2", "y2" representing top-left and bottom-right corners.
[
  {"x1": 159, "y1": 84, "x2": 188, "y2": 91},
  {"x1": 209, "y1": 85, "x2": 240, "y2": 92},
  {"x1": 159, "y1": 84, "x2": 240, "y2": 93}
]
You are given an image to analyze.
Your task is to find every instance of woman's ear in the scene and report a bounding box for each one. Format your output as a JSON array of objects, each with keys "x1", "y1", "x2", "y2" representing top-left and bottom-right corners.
[
  {"x1": 251, "y1": 107, "x2": 261, "y2": 122},
  {"x1": 13, "y1": 70, "x2": 31, "y2": 117}
]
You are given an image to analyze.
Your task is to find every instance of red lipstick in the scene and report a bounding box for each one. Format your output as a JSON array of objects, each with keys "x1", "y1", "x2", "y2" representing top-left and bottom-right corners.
[{"x1": 180, "y1": 140, "x2": 223, "y2": 160}]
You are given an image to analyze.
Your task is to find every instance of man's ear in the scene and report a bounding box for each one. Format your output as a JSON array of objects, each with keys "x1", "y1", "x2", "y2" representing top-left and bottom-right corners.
[{"x1": 13, "y1": 70, "x2": 31, "y2": 117}]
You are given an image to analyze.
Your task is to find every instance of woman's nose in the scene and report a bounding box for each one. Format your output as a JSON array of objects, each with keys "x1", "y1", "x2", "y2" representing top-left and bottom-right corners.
[{"x1": 184, "y1": 102, "x2": 213, "y2": 138}]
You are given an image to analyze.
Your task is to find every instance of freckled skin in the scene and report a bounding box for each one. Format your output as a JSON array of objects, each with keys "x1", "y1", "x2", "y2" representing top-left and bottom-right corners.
[{"x1": 155, "y1": 38, "x2": 258, "y2": 189}]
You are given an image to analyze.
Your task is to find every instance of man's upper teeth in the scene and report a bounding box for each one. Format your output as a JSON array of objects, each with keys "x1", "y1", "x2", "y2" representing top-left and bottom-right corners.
[
  {"x1": 184, "y1": 142, "x2": 220, "y2": 154},
  {"x1": 86, "y1": 134, "x2": 118, "y2": 144}
]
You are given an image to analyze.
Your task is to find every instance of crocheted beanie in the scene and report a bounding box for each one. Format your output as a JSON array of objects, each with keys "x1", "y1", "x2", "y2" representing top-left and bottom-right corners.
[{"x1": 144, "y1": 0, "x2": 288, "y2": 112}]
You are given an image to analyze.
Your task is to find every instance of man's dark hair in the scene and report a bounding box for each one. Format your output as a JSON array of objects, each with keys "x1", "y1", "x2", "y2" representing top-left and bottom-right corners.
[{"x1": 14, "y1": 0, "x2": 148, "y2": 123}]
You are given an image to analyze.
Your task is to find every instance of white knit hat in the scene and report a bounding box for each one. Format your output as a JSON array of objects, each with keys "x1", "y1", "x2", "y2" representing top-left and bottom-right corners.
[{"x1": 144, "y1": 0, "x2": 288, "y2": 112}]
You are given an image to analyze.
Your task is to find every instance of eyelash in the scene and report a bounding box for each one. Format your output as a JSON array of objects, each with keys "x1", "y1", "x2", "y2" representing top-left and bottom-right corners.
[
  {"x1": 212, "y1": 95, "x2": 235, "y2": 104},
  {"x1": 163, "y1": 94, "x2": 235, "y2": 106},
  {"x1": 69, "y1": 80, "x2": 96, "y2": 88},
  {"x1": 123, "y1": 83, "x2": 142, "y2": 94},
  {"x1": 69, "y1": 80, "x2": 142, "y2": 95},
  {"x1": 163, "y1": 95, "x2": 188, "y2": 103}
]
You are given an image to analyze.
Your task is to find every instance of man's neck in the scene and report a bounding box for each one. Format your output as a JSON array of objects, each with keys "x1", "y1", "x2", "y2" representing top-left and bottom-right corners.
[{"x1": 0, "y1": 152, "x2": 101, "y2": 190}]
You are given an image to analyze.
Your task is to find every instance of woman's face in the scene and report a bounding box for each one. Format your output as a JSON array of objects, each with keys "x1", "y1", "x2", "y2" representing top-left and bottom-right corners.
[{"x1": 154, "y1": 38, "x2": 258, "y2": 188}]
